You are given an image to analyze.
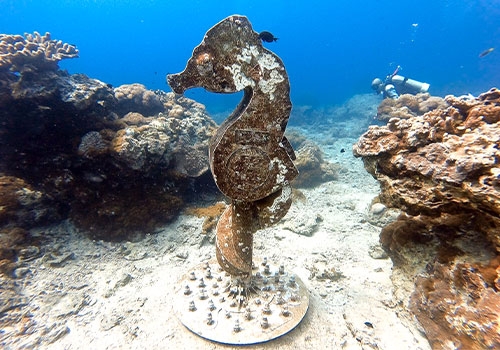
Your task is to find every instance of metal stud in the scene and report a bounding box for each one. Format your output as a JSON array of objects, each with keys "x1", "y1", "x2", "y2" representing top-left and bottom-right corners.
[
  {"x1": 207, "y1": 313, "x2": 214, "y2": 325},
  {"x1": 261, "y1": 317, "x2": 269, "y2": 329},
  {"x1": 281, "y1": 306, "x2": 290, "y2": 317},
  {"x1": 274, "y1": 272, "x2": 280, "y2": 283},
  {"x1": 245, "y1": 307, "x2": 252, "y2": 320},
  {"x1": 189, "y1": 301, "x2": 196, "y2": 312},
  {"x1": 233, "y1": 320, "x2": 241, "y2": 333},
  {"x1": 199, "y1": 289, "x2": 208, "y2": 300},
  {"x1": 276, "y1": 292, "x2": 285, "y2": 305}
]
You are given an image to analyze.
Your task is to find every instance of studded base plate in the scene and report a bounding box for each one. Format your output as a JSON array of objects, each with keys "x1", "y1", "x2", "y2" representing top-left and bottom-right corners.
[{"x1": 175, "y1": 258, "x2": 309, "y2": 345}]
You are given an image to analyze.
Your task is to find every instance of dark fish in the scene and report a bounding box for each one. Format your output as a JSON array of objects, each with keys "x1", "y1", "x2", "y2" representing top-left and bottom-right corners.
[
  {"x1": 340, "y1": 148, "x2": 345, "y2": 153},
  {"x1": 259, "y1": 31, "x2": 278, "y2": 43},
  {"x1": 364, "y1": 321, "x2": 374, "y2": 328},
  {"x1": 479, "y1": 47, "x2": 494, "y2": 58}
]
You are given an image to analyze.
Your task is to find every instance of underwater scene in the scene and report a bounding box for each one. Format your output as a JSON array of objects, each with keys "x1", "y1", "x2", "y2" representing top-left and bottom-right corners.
[{"x1": 0, "y1": 1, "x2": 499, "y2": 349}]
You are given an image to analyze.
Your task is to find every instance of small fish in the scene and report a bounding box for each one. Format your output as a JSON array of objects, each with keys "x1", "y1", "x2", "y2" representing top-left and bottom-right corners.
[
  {"x1": 340, "y1": 148, "x2": 345, "y2": 153},
  {"x1": 259, "y1": 31, "x2": 278, "y2": 43},
  {"x1": 479, "y1": 47, "x2": 494, "y2": 58}
]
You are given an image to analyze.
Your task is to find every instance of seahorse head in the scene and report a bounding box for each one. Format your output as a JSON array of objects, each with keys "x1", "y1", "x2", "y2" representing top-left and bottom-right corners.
[{"x1": 167, "y1": 15, "x2": 288, "y2": 102}]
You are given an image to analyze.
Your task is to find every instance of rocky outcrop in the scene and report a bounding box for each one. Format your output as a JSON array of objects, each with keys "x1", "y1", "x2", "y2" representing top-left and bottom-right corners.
[
  {"x1": 286, "y1": 131, "x2": 339, "y2": 187},
  {"x1": 353, "y1": 88, "x2": 500, "y2": 349},
  {"x1": 375, "y1": 93, "x2": 449, "y2": 121},
  {"x1": 0, "y1": 66, "x2": 217, "y2": 241},
  {"x1": 114, "y1": 83, "x2": 164, "y2": 116}
]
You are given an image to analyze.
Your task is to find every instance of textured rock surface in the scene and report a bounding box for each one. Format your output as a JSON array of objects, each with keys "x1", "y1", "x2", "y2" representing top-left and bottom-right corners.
[
  {"x1": 0, "y1": 66, "x2": 217, "y2": 240},
  {"x1": 111, "y1": 92, "x2": 216, "y2": 176},
  {"x1": 287, "y1": 130, "x2": 339, "y2": 187},
  {"x1": 114, "y1": 83, "x2": 164, "y2": 117},
  {"x1": 354, "y1": 88, "x2": 500, "y2": 349},
  {"x1": 375, "y1": 93, "x2": 449, "y2": 121}
]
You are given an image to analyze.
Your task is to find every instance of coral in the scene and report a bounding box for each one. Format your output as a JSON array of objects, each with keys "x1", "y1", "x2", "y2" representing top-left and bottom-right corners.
[
  {"x1": 292, "y1": 139, "x2": 338, "y2": 187},
  {"x1": 355, "y1": 88, "x2": 500, "y2": 221},
  {"x1": 114, "y1": 83, "x2": 164, "y2": 116},
  {"x1": 70, "y1": 184, "x2": 183, "y2": 240},
  {"x1": 376, "y1": 93, "x2": 449, "y2": 121},
  {"x1": 0, "y1": 32, "x2": 78, "y2": 73},
  {"x1": 354, "y1": 88, "x2": 500, "y2": 348},
  {"x1": 0, "y1": 65, "x2": 218, "y2": 240},
  {"x1": 77, "y1": 131, "x2": 109, "y2": 158},
  {"x1": 0, "y1": 175, "x2": 52, "y2": 276},
  {"x1": 411, "y1": 260, "x2": 500, "y2": 349},
  {"x1": 0, "y1": 176, "x2": 58, "y2": 228},
  {"x1": 0, "y1": 226, "x2": 30, "y2": 276},
  {"x1": 185, "y1": 202, "x2": 227, "y2": 235},
  {"x1": 121, "y1": 111, "x2": 151, "y2": 126},
  {"x1": 111, "y1": 92, "x2": 216, "y2": 176}
]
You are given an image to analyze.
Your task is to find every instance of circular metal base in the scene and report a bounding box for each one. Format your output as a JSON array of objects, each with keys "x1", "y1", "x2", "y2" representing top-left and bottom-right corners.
[{"x1": 175, "y1": 258, "x2": 309, "y2": 345}]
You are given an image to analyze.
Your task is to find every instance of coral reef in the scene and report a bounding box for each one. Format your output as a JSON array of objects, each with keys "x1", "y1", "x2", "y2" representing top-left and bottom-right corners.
[
  {"x1": 111, "y1": 94, "x2": 216, "y2": 176},
  {"x1": 376, "y1": 92, "x2": 449, "y2": 121},
  {"x1": 0, "y1": 32, "x2": 78, "y2": 72},
  {"x1": 354, "y1": 88, "x2": 500, "y2": 349},
  {"x1": 0, "y1": 176, "x2": 59, "y2": 228},
  {"x1": 0, "y1": 44, "x2": 217, "y2": 240},
  {"x1": 114, "y1": 83, "x2": 164, "y2": 117},
  {"x1": 0, "y1": 176, "x2": 57, "y2": 276},
  {"x1": 411, "y1": 258, "x2": 500, "y2": 349},
  {"x1": 287, "y1": 131, "x2": 339, "y2": 187}
]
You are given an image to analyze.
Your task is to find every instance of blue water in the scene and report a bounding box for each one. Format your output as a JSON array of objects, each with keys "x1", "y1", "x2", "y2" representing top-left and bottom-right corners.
[{"x1": 1, "y1": 0, "x2": 499, "y2": 116}]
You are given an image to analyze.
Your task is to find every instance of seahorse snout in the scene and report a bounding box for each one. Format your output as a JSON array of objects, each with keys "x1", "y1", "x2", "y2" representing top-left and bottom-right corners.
[{"x1": 167, "y1": 72, "x2": 189, "y2": 94}]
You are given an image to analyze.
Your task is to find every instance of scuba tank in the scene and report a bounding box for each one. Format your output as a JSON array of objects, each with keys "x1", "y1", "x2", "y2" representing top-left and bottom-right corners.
[{"x1": 391, "y1": 75, "x2": 430, "y2": 94}]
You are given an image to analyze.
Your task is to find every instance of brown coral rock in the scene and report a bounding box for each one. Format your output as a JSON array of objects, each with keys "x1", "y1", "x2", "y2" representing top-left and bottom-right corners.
[
  {"x1": 354, "y1": 88, "x2": 500, "y2": 227},
  {"x1": 0, "y1": 61, "x2": 218, "y2": 240},
  {"x1": 0, "y1": 176, "x2": 56, "y2": 228},
  {"x1": 114, "y1": 83, "x2": 164, "y2": 116},
  {"x1": 286, "y1": 132, "x2": 338, "y2": 188},
  {"x1": 71, "y1": 185, "x2": 183, "y2": 240},
  {"x1": 354, "y1": 88, "x2": 500, "y2": 349},
  {"x1": 110, "y1": 96, "x2": 216, "y2": 176},
  {"x1": 411, "y1": 260, "x2": 500, "y2": 349},
  {"x1": 376, "y1": 93, "x2": 449, "y2": 121}
]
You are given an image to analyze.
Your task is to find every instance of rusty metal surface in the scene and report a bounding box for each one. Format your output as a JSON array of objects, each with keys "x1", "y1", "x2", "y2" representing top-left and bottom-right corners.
[
  {"x1": 175, "y1": 259, "x2": 309, "y2": 345},
  {"x1": 167, "y1": 15, "x2": 297, "y2": 202},
  {"x1": 167, "y1": 15, "x2": 298, "y2": 279}
]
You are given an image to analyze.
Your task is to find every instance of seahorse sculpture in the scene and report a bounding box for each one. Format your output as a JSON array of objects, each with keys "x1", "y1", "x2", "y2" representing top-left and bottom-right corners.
[{"x1": 168, "y1": 15, "x2": 298, "y2": 278}]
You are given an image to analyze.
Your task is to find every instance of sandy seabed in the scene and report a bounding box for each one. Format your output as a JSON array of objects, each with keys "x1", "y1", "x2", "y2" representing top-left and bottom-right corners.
[{"x1": 1, "y1": 132, "x2": 431, "y2": 350}]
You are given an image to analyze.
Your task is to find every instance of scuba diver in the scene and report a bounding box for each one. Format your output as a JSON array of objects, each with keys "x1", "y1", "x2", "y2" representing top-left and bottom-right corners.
[{"x1": 371, "y1": 65, "x2": 430, "y2": 99}]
